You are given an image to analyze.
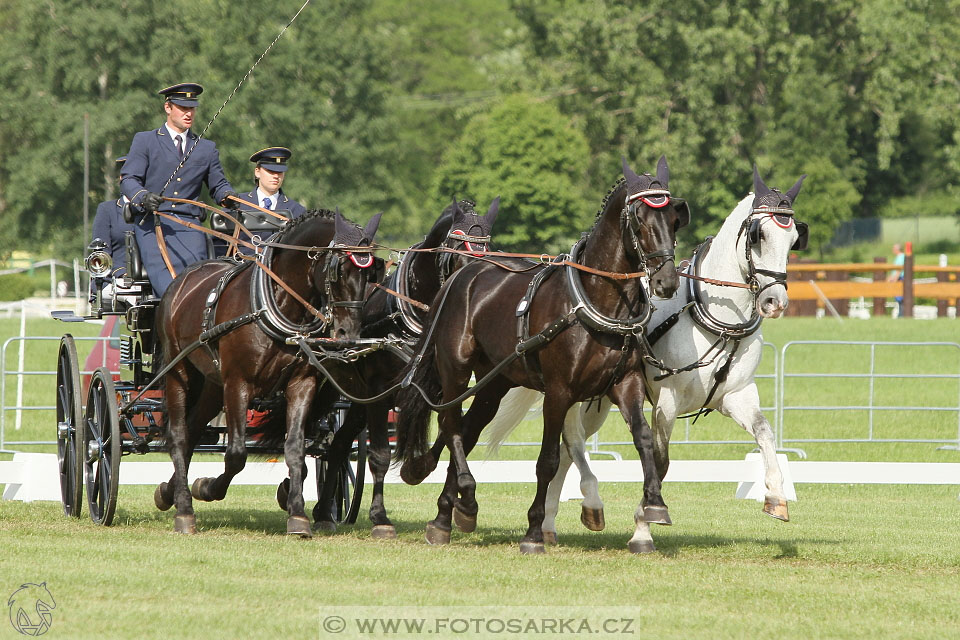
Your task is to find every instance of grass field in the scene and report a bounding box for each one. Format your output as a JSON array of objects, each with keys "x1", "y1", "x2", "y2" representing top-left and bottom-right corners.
[{"x1": 1, "y1": 316, "x2": 960, "y2": 638}]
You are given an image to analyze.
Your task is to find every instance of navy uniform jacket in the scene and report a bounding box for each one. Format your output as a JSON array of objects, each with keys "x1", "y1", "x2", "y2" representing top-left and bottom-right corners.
[
  {"x1": 120, "y1": 126, "x2": 233, "y2": 295},
  {"x1": 91, "y1": 197, "x2": 135, "y2": 274},
  {"x1": 213, "y1": 189, "x2": 307, "y2": 257}
]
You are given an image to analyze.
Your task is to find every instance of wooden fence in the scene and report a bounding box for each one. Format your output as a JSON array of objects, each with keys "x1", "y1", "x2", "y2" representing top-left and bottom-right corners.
[{"x1": 786, "y1": 254, "x2": 960, "y2": 317}]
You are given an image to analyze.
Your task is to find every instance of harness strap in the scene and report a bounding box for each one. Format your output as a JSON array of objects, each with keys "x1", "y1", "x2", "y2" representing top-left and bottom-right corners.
[
  {"x1": 374, "y1": 282, "x2": 430, "y2": 312},
  {"x1": 224, "y1": 194, "x2": 290, "y2": 222},
  {"x1": 679, "y1": 339, "x2": 740, "y2": 423},
  {"x1": 154, "y1": 219, "x2": 177, "y2": 278},
  {"x1": 239, "y1": 253, "x2": 326, "y2": 321},
  {"x1": 515, "y1": 264, "x2": 560, "y2": 389}
]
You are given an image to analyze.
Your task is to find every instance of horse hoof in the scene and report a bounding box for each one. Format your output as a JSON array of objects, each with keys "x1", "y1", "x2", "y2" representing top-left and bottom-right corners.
[
  {"x1": 312, "y1": 520, "x2": 337, "y2": 534},
  {"x1": 371, "y1": 525, "x2": 398, "y2": 540},
  {"x1": 154, "y1": 484, "x2": 172, "y2": 511},
  {"x1": 425, "y1": 522, "x2": 451, "y2": 545},
  {"x1": 580, "y1": 506, "x2": 605, "y2": 531},
  {"x1": 173, "y1": 514, "x2": 197, "y2": 534},
  {"x1": 452, "y1": 506, "x2": 477, "y2": 533},
  {"x1": 287, "y1": 515, "x2": 312, "y2": 538},
  {"x1": 519, "y1": 541, "x2": 546, "y2": 555},
  {"x1": 628, "y1": 538, "x2": 656, "y2": 554},
  {"x1": 542, "y1": 531, "x2": 558, "y2": 546},
  {"x1": 763, "y1": 497, "x2": 790, "y2": 522},
  {"x1": 190, "y1": 477, "x2": 213, "y2": 502},
  {"x1": 276, "y1": 479, "x2": 290, "y2": 511},
  {"x1": 643, "y1": 505, "x2": 672, "y2": 525}
]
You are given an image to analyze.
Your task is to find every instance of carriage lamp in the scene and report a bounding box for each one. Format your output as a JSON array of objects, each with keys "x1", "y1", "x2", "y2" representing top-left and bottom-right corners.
[{"x1": 85, "y1": 241, "x2": 113, "y2": 278}]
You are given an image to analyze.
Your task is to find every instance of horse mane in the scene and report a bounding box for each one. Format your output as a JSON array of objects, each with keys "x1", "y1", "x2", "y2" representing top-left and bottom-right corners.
[
  {"x1": 714, "y1": 194, "x2": 755, "y2": 245},
  {"x1": 593, "y1": 177, "x2": 627, "y2": 223},
  {"x1": 275, "y1": 208, "x2": 336, "y2": 244}
]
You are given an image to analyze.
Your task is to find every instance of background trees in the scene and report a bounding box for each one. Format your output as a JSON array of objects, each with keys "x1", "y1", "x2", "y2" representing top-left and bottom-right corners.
[{"x1": 1, "y1": 0, "x2": 958, "y2": 260}]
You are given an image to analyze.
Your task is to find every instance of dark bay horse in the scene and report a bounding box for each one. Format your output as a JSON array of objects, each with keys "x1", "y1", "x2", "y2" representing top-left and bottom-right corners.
[
  {"x1": 310, "y1": 198, "x2": 501, "y2": 537},
  {"x1": 154, "y1": 209, "x2": 383, "y2": 535},
  {"x1": 394, "y1": 157, "x2": 690, "y2": 553}
]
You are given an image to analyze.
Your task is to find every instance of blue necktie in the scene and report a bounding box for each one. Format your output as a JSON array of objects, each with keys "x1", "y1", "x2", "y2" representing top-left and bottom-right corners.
[
  {"x1": 175, "y1": 135, "x2": 183, "y2": 158},
  {"x1": 263, "y1": 198, "x2": 272, "y2": 210}
]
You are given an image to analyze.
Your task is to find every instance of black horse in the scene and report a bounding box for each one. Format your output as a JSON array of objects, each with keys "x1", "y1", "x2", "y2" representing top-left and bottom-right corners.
[
  {"x1": 394, "y1": 157, "x2": 690, "y2": 553},
  {"x1": 154, "y1": 209, "x2": 383, "y2": 535},
  {"x1": 310, "y1": 198, "x2": 501, "y2": 537}
]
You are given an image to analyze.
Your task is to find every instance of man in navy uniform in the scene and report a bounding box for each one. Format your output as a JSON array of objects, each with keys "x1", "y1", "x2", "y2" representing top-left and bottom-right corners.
[
  {"x1": 120, "y1": 82, "x2": 239, "y2": 296},
  {"x1": 213, "y1": 146, "x2": 307, "y2": 256},
  {"x1": 91, "y1": 155, "x2": 135, "y2": 271}
]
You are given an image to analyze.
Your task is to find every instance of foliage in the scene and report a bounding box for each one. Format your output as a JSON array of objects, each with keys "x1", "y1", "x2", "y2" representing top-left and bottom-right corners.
[
  {"x1": 0, "y1": 273, "x2": 36, "y2": 301},
  {"x1": 432, "y1": 95, "x2": 591, "y2": 252},
  {"x1": 2, "y1": 0, "x2": 960, "y2": 261}
]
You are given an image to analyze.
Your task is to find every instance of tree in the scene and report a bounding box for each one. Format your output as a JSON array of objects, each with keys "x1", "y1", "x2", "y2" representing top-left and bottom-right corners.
[{"x1": 432, "y1": 94, "x2": 591, "y2": 253}]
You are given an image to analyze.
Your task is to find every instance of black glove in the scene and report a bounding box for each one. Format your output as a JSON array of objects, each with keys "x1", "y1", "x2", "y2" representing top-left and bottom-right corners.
[
  {"x1": 221, "y1": 191, "x2": 240, "y2": 210},
  {"x1": 142, "y1": 192, "x2": 164, "y2": 213}
]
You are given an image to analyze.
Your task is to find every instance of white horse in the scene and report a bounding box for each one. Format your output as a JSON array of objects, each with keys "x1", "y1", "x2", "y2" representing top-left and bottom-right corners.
[{"x1": 483, "y1": 167, "x2": 808, "y2": 552}]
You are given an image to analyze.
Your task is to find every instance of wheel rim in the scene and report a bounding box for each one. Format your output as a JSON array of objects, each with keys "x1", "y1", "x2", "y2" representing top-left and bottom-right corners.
[
  {"x1": 84, "y1": 368, "x2": 121, "y2": 526},
  {"x1": 56, "y1": 335, "x2": 84, "y2": 517}
]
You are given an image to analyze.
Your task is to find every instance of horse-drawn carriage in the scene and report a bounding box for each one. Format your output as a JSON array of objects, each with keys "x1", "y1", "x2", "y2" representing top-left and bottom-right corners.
[{"x1": 52, "y1": 214, "x2": 372, "y2": 527}]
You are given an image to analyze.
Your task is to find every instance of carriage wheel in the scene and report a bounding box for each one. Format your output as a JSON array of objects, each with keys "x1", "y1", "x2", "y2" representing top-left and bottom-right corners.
[
  {"x1": 83, "y1": 368, "x2": 121, "y2": 526},
  {"x1": 56, "y1": 335, "x2": 84, "y2": 517},
  {"x1": 316, "y1": 429, "x2": 367, "y2": 524}
]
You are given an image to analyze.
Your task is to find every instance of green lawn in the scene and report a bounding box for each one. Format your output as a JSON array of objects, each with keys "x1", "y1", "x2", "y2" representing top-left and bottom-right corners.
[{"x1": 2, "y1": 317, "x2": 960, "y2": 639}]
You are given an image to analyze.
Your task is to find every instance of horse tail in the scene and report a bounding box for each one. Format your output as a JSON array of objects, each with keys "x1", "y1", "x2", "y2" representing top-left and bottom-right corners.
[
  {"x1": 481, "y1": 387, "x2": 543, "y2": 459},
  {"x1": 393, "y1": 340, "x2": 440, "y2": 466}
]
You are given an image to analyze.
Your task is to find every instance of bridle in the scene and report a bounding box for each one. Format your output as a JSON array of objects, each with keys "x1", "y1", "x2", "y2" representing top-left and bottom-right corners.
[
  {"x1": 621, "y1": 188, "x2": 677, "y2": 279},
  {"x1": 737, "y1": 202, "x2": 808, "y2": 297},
  {"x1": 319, "y1": 243, "x2": 384, "y2": 310},
  {"x1": 437, "y1": 227, "x2": 490, "y2": 286}
]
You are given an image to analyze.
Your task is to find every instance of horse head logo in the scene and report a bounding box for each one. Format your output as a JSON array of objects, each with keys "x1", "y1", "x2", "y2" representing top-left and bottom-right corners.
[{"x1": 7, "y1": 583, "x2": 56, "y2": 636}]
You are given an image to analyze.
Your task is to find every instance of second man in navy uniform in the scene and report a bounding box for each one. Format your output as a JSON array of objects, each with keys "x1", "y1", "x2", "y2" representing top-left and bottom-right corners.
[
  {"x1": 214, "y1": 146, "x2": 307, "y2": 256},
  {"x1": 91, "y1": 155, "x2": 135, "y2": 274},
  {"x1": 120, "y1": 82, "x2": 239, "y2": 296}
]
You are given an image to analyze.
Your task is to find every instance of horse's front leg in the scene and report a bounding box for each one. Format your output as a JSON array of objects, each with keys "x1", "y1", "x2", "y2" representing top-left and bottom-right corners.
[
  {"x1": 190, "y1": 378, "x2": 250, "y2": 504},
  {"x1": 365, "y1": 401, "x2": 398, "y2": 538},
  {"x1": 429, "y1": 380, "x2": 512, "y2": 542},
  {"x1": 720, "y1": 384, "x2": 789, "y2": 521},
  {"x1": 283, "y1": 375, "x2": 317, "y2": 537},
  {"x1": 610, "y1": 373, "x2": 669, "y2": 554},
  {"x1": 520, "y1": 392, "x2": 571, "y2": 554}
]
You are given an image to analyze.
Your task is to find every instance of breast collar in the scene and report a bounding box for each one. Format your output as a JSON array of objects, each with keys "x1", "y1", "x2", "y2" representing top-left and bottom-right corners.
[
  {"x1": 249, "y1": 242, "x2": 328, "y2": 341},
  {"x1": 393, "y1": 243, "x2": 427, "y2": 337},
  {"x1": 564, "y1": 237, "x2": 652, "y2": 335},
  {"x1": 686, "y1": 237, "x2": 762, "y2": 339}
]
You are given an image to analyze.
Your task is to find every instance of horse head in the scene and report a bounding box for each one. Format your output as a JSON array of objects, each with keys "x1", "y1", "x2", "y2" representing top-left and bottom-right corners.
[
  {"x1": 325, "y1": 210, "x2": 385, "y2": 338},
  {"x1": 622, "y1": 156, "x2": 690, "y2": 298},
  {"x1": 742, "y1": 166, "x2": 808, "y2": 318},
  {"x1": 437, "y1": 196, "x2": 500, "y2": 282}
]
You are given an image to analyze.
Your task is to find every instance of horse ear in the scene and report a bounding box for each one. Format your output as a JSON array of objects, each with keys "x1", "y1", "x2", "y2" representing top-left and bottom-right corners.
[
  {"x1": 363, "y1": 212, "x2": 383, "y2": 241},
  {"x1": 785, "y1": 174, "x2": 807, "y2": 204},
  {"x1": 753, "y1": 165, "x2": 771, "y2": 196},
  {"x1": 622, "y1": 156, "x2": 642, "y2": 191},
  {"x1": 451, "y1": 199, "x2": 465, "y2": 223},
  {"x1": 483, "y1": 196, "x2": 500, "y2": 229},
  {"x1": 656, "y1": 155, "x2": 669, "y2": 187},
  {"x1": 671, "y1": 197, "x2": 690, "y2": 229},
  {"x1": 334, "y1": 208, "x2": 349, "y2": 239}
]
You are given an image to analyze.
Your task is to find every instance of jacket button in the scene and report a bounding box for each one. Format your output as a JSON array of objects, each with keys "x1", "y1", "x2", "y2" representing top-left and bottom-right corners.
[
  {"x1": 177, "y1": 178, "x2": 182, "y2": 182},
  {"x1": 173, "y1": 191, "x2": 178, "y2": 195},
  {"x1": 172, "y1": 204, "x2": 177, "y2": 208}
]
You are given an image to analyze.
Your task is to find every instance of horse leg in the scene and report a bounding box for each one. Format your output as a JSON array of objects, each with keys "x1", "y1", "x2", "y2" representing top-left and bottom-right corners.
[
  {"x1": 610, "y1": 373, "x2": 669, "y2": 553},
  {"x1": 365, "y1": 401, "x2": 397, "y2": 538},
  {"x1": 520, "y1": 392, "x2": 571, "y2": 554},
  {"x1": 399, "y1": 434, "x2": 445, "y2": 485},
  {"x1": 569, "y1": 398, "x2": 611, "y2": 533},
  {"x1": 721, "y1": 384, "x2": 789, "y2": 521},
  {"x1": 625, "y1": 400, "x2": 676, "y2": 554},
  {"x1": 280, "y1": 376, "x2": 316, "y2": 537},
  {"x1": 162, "y1": 365, "x2": 212, "y2": 533},
  {"x1": 190, "y1": 380, "x2": 250, "y2": 503}
]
